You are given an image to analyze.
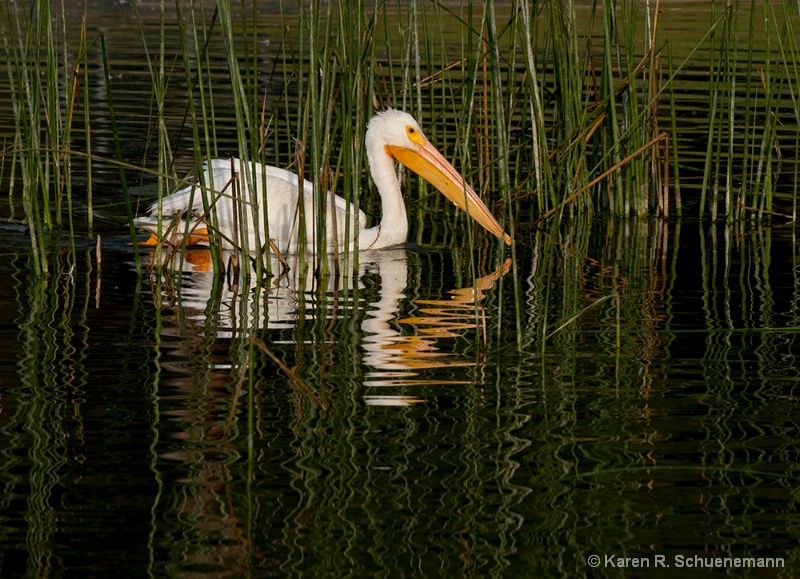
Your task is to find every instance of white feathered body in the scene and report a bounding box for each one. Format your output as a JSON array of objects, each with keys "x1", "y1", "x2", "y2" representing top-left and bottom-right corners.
[
  {"x1": 135, "y1": 157, "x2": 386, "y2": 254},
  {"x1": 134, "y1": 109, "x2": 509, "y2": 254}
]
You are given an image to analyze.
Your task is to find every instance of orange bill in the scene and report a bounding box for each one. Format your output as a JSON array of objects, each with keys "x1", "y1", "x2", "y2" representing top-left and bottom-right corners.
[{"x1": 386, "y1": 139, "x2": 512, "y2": 246}]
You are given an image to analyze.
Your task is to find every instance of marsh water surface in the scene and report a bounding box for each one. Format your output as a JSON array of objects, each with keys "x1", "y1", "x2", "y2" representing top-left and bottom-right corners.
[{"x1": 1, "y1": 1, "x2": 800, "y2": 577}]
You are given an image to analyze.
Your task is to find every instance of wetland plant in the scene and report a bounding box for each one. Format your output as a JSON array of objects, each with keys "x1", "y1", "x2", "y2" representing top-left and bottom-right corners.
[{"x1": 1, "y1": 0, "x2": 799, "y2": 278}]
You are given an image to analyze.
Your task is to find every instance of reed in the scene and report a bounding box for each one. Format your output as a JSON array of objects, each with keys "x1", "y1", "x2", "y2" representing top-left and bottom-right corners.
[
  {"x1": 114, "y1": 0, "x2": 630, "y2": 278},
  {"x1": 0, "y1": 0, "x2": 102, "y2": 276},
  {"x1": 172, "y1": 0, "x2": 222, "y2": 272},
  {"x1": 137, "y1": 0, "x2": 522, "y2": 281},
  {"x1": 100, "y1": 33, "x2": 141, "y2": 274},
  {"x1": 3, "y1": 0, "x2": 799, "y2": 282},
  {"x1": 2, "y1": 0, "x2": 56, "y2": 275}
]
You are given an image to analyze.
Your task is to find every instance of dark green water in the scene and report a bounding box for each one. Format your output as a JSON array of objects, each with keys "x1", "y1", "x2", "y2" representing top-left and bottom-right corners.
[
  {"x1": 2, "y1": 1, "x2": 800, "y2": 577},
  {"x1": 1, "y1": 218, "x2": 798, "y2": 577}
]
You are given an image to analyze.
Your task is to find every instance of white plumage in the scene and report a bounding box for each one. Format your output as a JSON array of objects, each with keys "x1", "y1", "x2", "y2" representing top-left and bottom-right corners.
[{"x1": 134, "y1": 109, "x2": 511, "y2": 254}]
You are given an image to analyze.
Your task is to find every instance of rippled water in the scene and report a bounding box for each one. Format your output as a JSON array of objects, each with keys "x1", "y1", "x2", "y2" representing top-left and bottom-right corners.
[
  {"x1": 2, "y1": 1, "x2": 800, "y2": 577},
  {"x1": 2, "y1": 217, "x2": 799, "y2": 576}
]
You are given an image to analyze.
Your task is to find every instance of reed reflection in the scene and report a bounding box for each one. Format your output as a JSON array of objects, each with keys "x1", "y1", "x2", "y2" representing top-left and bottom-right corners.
[{"x1": 138, "y1": 246, "x2": 512, "y2": 571}]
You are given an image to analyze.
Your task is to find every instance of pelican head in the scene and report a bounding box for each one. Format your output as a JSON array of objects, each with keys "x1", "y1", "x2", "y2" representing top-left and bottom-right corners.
[
  {"x1": 366, "y1": 109, "x2": 425, "y2": 149},
  {"x1": 366, "y1": 109, "x2": 512, "y2": 246}
]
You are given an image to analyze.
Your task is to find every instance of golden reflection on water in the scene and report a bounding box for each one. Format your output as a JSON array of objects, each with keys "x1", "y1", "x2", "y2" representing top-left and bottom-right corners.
[{"x1": 364, "y1": 257, "x2": 512, "y2": 388}]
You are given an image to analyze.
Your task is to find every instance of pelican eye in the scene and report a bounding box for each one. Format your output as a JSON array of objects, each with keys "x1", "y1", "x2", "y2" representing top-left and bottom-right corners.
[{"x1": 406, "y1": 125, "x2": 424, "y2": 144}]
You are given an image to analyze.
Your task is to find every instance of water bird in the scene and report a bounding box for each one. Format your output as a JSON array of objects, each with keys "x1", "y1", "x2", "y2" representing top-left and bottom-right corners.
[{"x1": 135, "y1": 109, "x2": 512, "y2": 254}]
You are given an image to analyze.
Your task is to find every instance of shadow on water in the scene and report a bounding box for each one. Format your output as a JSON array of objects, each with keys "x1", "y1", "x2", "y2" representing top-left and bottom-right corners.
[{"x1": 1, "y1": 214, "x2": 799, "y2": 575}]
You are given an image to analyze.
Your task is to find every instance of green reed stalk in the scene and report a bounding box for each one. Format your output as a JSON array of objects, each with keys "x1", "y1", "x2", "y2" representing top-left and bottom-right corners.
[
  {"x1": 174, "y1": 0, "x2": 216, "y2": 271},
  {"x1": 242, "y1": 0, "x2": 269, "y2": 280},
  {"x1": 483, "y1": 0, "x2": 520, "y2": 347},
  {"x1": 776, "y1": 2, "x2": 800, "y2": 217},
  {"x1": 453, "y1": 4, "x2": 480, "y2": 266},
  {"x1": 771, "y1": 0, "x2": 800, "y2": 217},
  {"x1": 81, "y1": 16, "x2": 94, "y2": 235},
  {"x1": 724, "y1": 0, "x2": 740, "y2": 219},
  {"x1": 406, "y1": 0, "x2": 423, "y2": 116},
  {"x1": 60, "y1": 5, "x2": 87, "y2": 269},
  {"x1": 550, "y1": 0, "x2": 588, "y2": 211},
  {"x1": 0, "y1": 0, "x2": 95, "y2": 275},
  {"x1": 752, "y1": 3, "x2": 775, "y2": 219},
  {"x1": 290, "y1": 0, "x2": 310, "y2": 266},
  {"x1": 739, "y1": 0, "x2": 757, "y2": 212},
  {"x1": 335, "y1": 0, "x2": 373, "y2": 273},
  {"x1": 418, "y1": 0, "x2": 441, "y2": 237},
  {"x1": 195, "y1": 3, "x2": 224, "y2": 272},
  {"x1": 306, "y1": 0, "x2": 336, "y2": 266},
  {"x1": 155, "y1": 2, "x2": 173, "y2": 261},
  {"x1": 646, "y1": 1, "x2": 666, "y2": 217},
  {"x1": 666, "y1": 42, "x2": 681, "y2": 216},
  {"x1": 619, "y1": 0, "x2": 641, "y2": 216},
  {"x1": 517, "y1": 0, "x2": 553, "y2": 208},
  {"x1": 2, "y1": 0, "x2": 45, "y2": 274},
  {"x1": 650, "y1": 11, "x2": 668, "y2": 217},
  {"x1": 701, "y1": 2, "x2": 735, "y2": 221},
  {"x1": 484, "y1": 0, "x2": 510, "y2": 224},
  {"x1": 215, "y1": 0, "x2": 258, "y2": 268},
  {"x1": 101, "y1": 35, "x2": 139, "y2": 273},
  {"x1": 196, "y1": 3, "x2": 220, "y2": 159},
  {"x1": 41, "y1": 1, "x2": 59, "y2": 229},
  {"x1": 398, "y1": 0, "x2": 426, "y2": 242},
  {"x1": 600, "y1": 0, "x2": 624, "y2": 215},
  {"x1": 274, "y1": 9, "x2": 290, "y2": 171},
  {"x1": 132, "y1": 1, "x2": 176, "y2": 268}
]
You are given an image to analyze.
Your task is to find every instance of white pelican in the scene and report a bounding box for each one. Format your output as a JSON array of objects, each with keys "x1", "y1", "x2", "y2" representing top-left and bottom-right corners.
[{"x1": 135, "y1": 109, "x2": 512, "y2": 253}]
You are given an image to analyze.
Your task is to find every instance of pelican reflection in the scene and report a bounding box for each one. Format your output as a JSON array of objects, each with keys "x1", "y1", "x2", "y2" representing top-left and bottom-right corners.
[{"x1": 142, "y1": 248, "x2": 510, "y2": 405}]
